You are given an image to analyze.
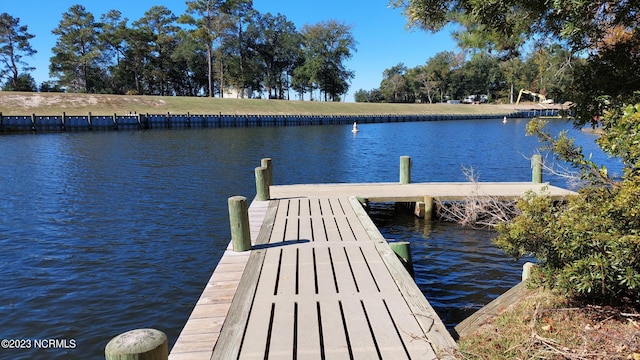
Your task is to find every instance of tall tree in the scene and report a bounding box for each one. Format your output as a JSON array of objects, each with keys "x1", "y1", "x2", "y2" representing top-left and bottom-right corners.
[
  {"x1": 457, "y1": 53, "x2": 503, "y2": 99},
  {"x1": 222, "y1": 0, "x2": 253, "y2": 98},
  {"x1": 423, "y1": 51, "x2": 463, "y2": 102},
  {"x1": 297, "y1": 20, "x2": 356, "y2": 101},
  {"x1": 172, "y1": 28, "x2": 208, "y2": 96},
  {"x1": 246, "y1": 12, "x2": 301, "y2": 99},
  {"x1": 380, "y1": 63, "x2": 410, "y2": 102},
  {"x1": 132, "y1": 6, "x2": 180, "y2": 96},
  {"x1": 390, "y1": 0, "x2": 640, "y2": 121},
  {"x1": 0, "y1": 13, "x2": 36, "y2": 91},
  {"x1": 391, "y1": 0, "x2": 640, "y2": 304},
  {"x1": 50, "y1": 5, "x2": 103, "y2": 93},
  {"x1": 180, "y1": 0, "x2": 226, "y2": 97},
  {"x1": 117, "y1": 27, "x2": 154, "y2": 95},
  {"x1": 98, "y1": 10, "x2": 131, "y2": 93}
]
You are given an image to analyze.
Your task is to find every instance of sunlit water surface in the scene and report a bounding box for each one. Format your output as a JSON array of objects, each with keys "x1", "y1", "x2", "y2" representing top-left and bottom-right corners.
[{"x1": 0, "y1": 118, "x2": 619, "y2": 358}]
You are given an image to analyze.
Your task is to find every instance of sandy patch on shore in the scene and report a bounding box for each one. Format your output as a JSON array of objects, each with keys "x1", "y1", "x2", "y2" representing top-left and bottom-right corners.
[{"x1": 0, "y1": 93, "x2": 166, "y2": 110}]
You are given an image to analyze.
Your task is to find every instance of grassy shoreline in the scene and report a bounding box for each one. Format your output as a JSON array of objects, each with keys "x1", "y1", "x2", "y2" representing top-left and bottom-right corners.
[
  {"x1": 457, "y1": 285, "x2": 640, "y2": 359},
  {"x1": 0, "y1": 91, "x2": 554, "y2": 116}
]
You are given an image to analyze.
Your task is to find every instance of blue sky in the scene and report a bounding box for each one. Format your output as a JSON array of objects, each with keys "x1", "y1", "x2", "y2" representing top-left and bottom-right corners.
[{"x1": 3, "y1": 0, "x2": 459, "y2": 101}]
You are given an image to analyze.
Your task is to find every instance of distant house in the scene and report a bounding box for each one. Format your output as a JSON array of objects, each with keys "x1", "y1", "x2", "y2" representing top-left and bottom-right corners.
[{"x1": 224, "y1": 87, "x2": 255, "y2": 99}]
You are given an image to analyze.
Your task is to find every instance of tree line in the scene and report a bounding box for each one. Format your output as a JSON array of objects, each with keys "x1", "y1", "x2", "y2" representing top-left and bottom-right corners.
[
  {"x1": 0, "y1": 1, "x2": 356, "y2": 101},
  {"x1": 355, "y1": 44, "x2": 577, "y2": 105},
  {"x1": 392, "y1": 0, "x2": 640, "y2": 305}
]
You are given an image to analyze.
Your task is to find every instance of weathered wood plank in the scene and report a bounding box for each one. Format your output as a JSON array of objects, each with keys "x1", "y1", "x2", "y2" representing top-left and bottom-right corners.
[
  {"x1": 278, "y1": 247, "x2": 298, "y2": 297},
  {"x1": 269, "y1": 199, "x2": 289, "y2": 244},
  {"x1": 323, "y1": 216, "x2": 342, "y2": 243},
  {"x1": 309, "y1": 197, "x2": 322, "y2": 218},
  {"x1": 382, "y1": 293, "x2": 440, "y2": 359},
  {"x1": 315, "y1": 246, "x2": 338, "y2": 296},
  {"x1": 334, "y1": 200, "x2": 358, "y2": 242},
  {"x1": 319, "y1": 197, "x2": 333, "y2": 217},
  {"x1": 348, "y1": 196, "x2": 458, "y2": 357},
  {"x1": 299, "y1": 201, "x2": 313, "y2": 243},
  {"x1": 209, "y1": 200, "x2": 279, "y2": 360},
  {"x1": 454, "y1": 281, "x2": 528, "y2": 338},
  {"x1": 270, "y1": 182, "x2": 576, "y2": 202},
  {"x1": 284, "y1": 198, "x2": 300, "y2": 242},
  {"x1": 236, "y1": 300, "x2": 272, "y2": 359},
  {"x1": 298, "y1": 246, "x2": 317, "y2": 297},
  {"x1": 181, "y1": 194, "x2": 459, "y2": 359},
  {"x1": 170, "y1": 200, "x2": 272, "y2": 360}
]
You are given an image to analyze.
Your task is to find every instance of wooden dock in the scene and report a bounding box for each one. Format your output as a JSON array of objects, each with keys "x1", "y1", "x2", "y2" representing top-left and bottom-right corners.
[
  {"x1": 169, "y1": 181, "x2": 575, "y2": 360},
  {"x1": 268, "y1": 181, "x2": 575, "y2": 202}
]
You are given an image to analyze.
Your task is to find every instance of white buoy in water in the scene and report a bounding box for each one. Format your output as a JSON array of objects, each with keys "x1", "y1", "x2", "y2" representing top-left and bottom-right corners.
[
  {"x1": 503, "y1": 116, "x2": 507, "y2": 123},
  {"x1": 352, "y1": 122, "x2": 359, "y2": 133}
]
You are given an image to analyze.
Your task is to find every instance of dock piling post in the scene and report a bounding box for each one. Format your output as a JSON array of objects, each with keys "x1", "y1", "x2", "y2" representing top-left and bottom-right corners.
[
  {"x1": 400, "y1": 156, "x2": 411, "y2": 184},
  {"x1": 255, "y1": 166, "x2": 270, "y2": 201},
  {"x1": 261, "y1": 158, "x2": 272, "y2": 187},
  {"x1": 105, "y1": 328, "x2": 168, "y2": 360},
  {"x1": 531, "y1": 154, "x2": 543, "y2": 183},
  {"x1": 424, "y1": 196, "x2": 435, "y2": 220},
  {"x1": 228, "y1": 196, "x2": 251, "y2": 252},
  {"x1": 389, "y1": 241, "x2": 414, "y2": 278},
  {"x1": 414, "y1": 201, "x2": 425, "y2": 218},
  {"x1": 522, "y1": 262, "x2": 535, "y2": 281}
]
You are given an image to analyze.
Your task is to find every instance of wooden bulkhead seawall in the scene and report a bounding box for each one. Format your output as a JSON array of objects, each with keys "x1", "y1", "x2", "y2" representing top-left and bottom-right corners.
[{"x1": 0, "y1": 109, "x2": 560, "y2": 134}]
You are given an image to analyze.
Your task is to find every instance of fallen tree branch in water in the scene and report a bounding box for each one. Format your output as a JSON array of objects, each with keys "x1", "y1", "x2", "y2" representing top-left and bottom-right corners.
[{"x1": 435, "y1": 166, "x2": 520, "y2": 229}]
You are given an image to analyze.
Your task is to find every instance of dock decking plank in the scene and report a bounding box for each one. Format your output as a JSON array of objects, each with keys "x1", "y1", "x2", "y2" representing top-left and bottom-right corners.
[
  {"x1": 344, "y1": 245, "x2": 381, "y2": 294},
  {"x1": 348, "y1": 197, "x2": 457, "y2": 356},
  {"x1": 316, "y1": 299, "x2": 352, "y2": 359},
  {"x1": 207, "y1": 200, "x2": 278, "y2": 360},
  {"x1": 339, "y1": 297, "x2": 381, "y2": 359},
  {"x1": 178, "y1": 194, "x2": 457, "y2": 359},
  {"x1": 173, "y1": 180, "x2": 576, "y2": 359},
  {"x1": 359, "y1": 297, "x2": 412, "y2": 359},
  {"x1": 296, "y1": 300, "x2": 323, "y2": 360},
  {"x1": 330, "y1": 245, "x2": 359, "y2": 295},
  {"x1": 269, "y1": 182, "x2": 576, "y2": 203},
  {"x1": 169, "y1": 200, "x2": 274, "y2": 360}
]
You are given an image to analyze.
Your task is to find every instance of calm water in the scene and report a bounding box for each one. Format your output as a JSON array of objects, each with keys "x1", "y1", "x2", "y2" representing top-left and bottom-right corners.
[{"x1": 0, "y1": 118, "x2": 618, "y2": 359}]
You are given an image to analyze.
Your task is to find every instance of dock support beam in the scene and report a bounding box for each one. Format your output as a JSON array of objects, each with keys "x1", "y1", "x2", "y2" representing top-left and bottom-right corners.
[
  {"x1": 400, "y1": 156, "x2": 411, "y2": 184},
  {"x1": 105, "y1": 328, "x2": 168, "y2": 360},
  {"x1": 389, "y1": 241, "x2": 414, "y2": 278},
  {"x1": 228, "y1": 196, "x2": 251, "y2": 252},
  {"x1": 424, "y1": 196, "x2": 434, "y2": 220},
  {"x1": 413, "y1": 196, "x2": 434, "y2": 219},
  {"x1": 531, "y1": 154, "x2": 543, "y2": 183}
]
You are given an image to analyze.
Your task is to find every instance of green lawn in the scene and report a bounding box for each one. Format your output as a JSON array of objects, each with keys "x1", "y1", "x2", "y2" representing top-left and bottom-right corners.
[{"x1": 0, "y1": 91, "x2": 536, "y2": 116}]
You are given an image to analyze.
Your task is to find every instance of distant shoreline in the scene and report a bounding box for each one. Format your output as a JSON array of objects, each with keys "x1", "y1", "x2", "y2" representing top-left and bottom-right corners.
[{"x1": 0, "y1": 91, "x2": 569, "y2": 117}]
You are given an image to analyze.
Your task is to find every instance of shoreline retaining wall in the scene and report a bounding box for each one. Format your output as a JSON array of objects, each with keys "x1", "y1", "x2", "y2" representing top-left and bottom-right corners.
[{"x1": 0, "y1": 109, "x2": 561, "y2": 134}]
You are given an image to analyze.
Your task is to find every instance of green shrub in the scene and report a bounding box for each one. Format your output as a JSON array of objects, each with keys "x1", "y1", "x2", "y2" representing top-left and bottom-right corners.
[
  {"x1": 495, "y1": 185, "x2": 640, "y2": 303},
  {"x1": 495, "y1": 105, "x2": 640, "y2": 304}
]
